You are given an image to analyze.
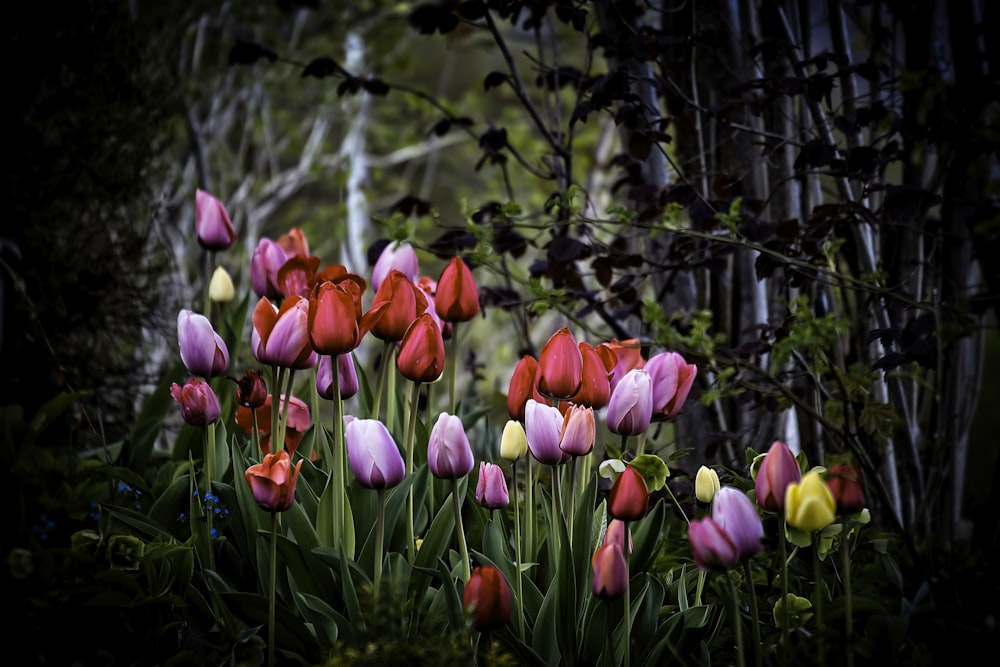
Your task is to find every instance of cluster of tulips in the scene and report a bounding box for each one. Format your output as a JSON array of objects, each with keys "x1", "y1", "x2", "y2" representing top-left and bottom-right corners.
[{"x1": 166, "y1": 189, "x2": 871, "y2": 665}]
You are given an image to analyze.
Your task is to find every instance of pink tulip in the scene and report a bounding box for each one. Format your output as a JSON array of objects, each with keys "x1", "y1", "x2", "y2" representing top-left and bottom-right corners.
[
  {"x1": 645, "y1": 351, "x2": 697, "y2": 421},
  {"x1": 688, "y1": 517, "x2": 740, "y2": 572},
  {"x1": 605, "y1": 368, "x2": 653, "y2": 436},
  {"x1": 372, "y1": 241, "x2": 419, "y2": 292},
  {"x1": 559, "y1": 404, "x2": 596, "y2": 457},
  {"x1": 427, "y1": 412, "x2": 474, "y2": 479},
  {"x1": 345, "y1": 419, "x2": 405, "y2": 489},
  {"x1": 316, "y1": 354, "x2": 359, "y2": 400},
  {"x1": 170, "y1": 377, "x2": 221, "y2": 427},
  {"x1": 251, "y1": 296, "x2": 317, "y2": 370},
  {"x1": 195, "y1": 189, "x2": 236, "y2": 251},
  {"x1": 476, "y1": 462, "x2": 510, "y2": 509},
  {"x1": 591, "y1": 543, "x2": 628, "y2": 600},
  {"x1": 177, "y1": 310, "x2": 229, "y2": 378},
  {"x1": 754, "y1": 440, "x2": 801, "y2": 512},
  {"x1": 525, "y1": 399, "x2": 568, "y2": 465},
  {"x1": 250, "y1": 237, "x2": 289, "y2": 300}
]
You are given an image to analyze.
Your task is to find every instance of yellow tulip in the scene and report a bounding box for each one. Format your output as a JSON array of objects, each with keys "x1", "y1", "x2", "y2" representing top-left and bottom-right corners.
[
  {"x1": 499, "y1": 419, "x2": 528, "y2": 462},
  {"x1": 695, "y1": 465, "x2": 721, "y2": 503},
  {"x1": 209, "y1": 266, "x2": 235, "y2": 303},
  {"x1": 784, "y1": 470, "x2": 836, "y2": 532}
]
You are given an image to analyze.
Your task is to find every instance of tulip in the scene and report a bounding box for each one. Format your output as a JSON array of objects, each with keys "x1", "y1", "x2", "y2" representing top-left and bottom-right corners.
[
  {"x1": 208, "y1": 266, "x2": 235, "y2": 303},
  {"x1": 427, "y1": 412, "x2": 475, "y2": 479},
  {"x1": 569, "y1": 342, "x2": 614, "y2": 409},
  {"x1": 712, "y1": 487, "x2": 764, "y2": 559},
  {"x1": 345, "y1": 418, "x2": 405, "y2": 489},
  {"x1": 607, "y1": 465, "x2": 649, "y2": 521},
  {"x1": 231, "y1": 368, "x2": 268, "y2": 409},
  {"x1": 277, "y1": 227, "x2": 310, "y2": 259},
  {"x1": 695, "y1": 465, "x2": 721, "y2": 503},
  {"x1": 499, "y1": 419, "x2": 528, "y2": 462},
  {"x1": 245, "y1": 450, "x2": 303, "y2": 513},
  {"x1": 314, "y1": 264, "x2": 367, "y2": 315},
  {"x1": 195, "y1": 189, "x2": 236, "y2": 251},
  {"x1": 170, "y1": 377, "x2": 221, "y2": 426},
  {"x1": 463, "y1": 565, "x2": 512, "y2": 631},
  {"x1": 645, "y1": 351, "x2": 697, "y2": 421},
  {"x1": 277, "y1": 255, "x2": 321, "y2": 299},
  {"x1": 605, "y1": 368, "x2": 654, "y2": 436},
  {"x1": 476, "y1": 461, "x2": 510, "y2": 509},
  {"x1": 784, "y1": 470, "x2": 836, "y2": 532},
  {"x1": 235, "y1": 394, "x2": 312, "y2": 456},
  {"x1": 308, "y1": 281, "x2": 361, "y2": 355},
  {"x1": 250, "y1": 237, "x2": 288, "y2": 300},
  {"x1": 177, "y1": 310, "x2": 230, "y2": 378},
  {"x1": 559, "y1": 404, "x2": 596, "y2": 457},
  {"x1": 506, "y1": 355, "x2": 547, "y2": 421},
  {"x1": 602, "y1": 518, "x2": 633, "y2": 554},
  {"x1": 688, "y1": 517, "x2": 740, "y2": 571},
  {"x1": 396, "y1": 313, "x2": 446, "y2": 383},
  {"x1": 603, "y1": 338, "x2": 646, "y2": 392},
  {"x1": 317, "y1": 354, "x2": 359, "y2": 401},
  {"x1": 536, "y1": 328, "x2": 583, "y2": 400},
  {"x1": 251, "y1": 295, "x2": 317, "y2": 370},
  {"x1": 754, "y1": 440, "x2": 802, "y2": 512},
  {"x1": 591, "y1": 543, "x2": 629, "y2": 600},
  {"x1": 372, "y1": 240, "x2": 419, "y2": 291},
  {"x1": 524, "y1": 399, "x2": 568, "y2": 465},
  {"x1": 435, "y1": 256, "x2": 481, "y2": 322},
  {"x1": 826, "y1": 461, "x2": 866, "y2": 515},
  {"x1": 361, "y1": 270, "x2": 428, "y2": 343}
]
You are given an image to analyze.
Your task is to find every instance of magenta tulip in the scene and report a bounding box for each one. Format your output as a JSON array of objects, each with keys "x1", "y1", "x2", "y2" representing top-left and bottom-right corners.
[
  {"x1": 606, "y1": 368, "x2": 653, "y2": 436},
  {"x1": 645, "y1": 351, "x2": 697, "y2": 421},
  {"x1": 195, "y1": 189, "x2": 236, "y2": 251},
  {"x1": 372, "y1": 241, "x2": 419, "y2": 292},
  {"x1": 711, "y1": 487, "x2": 764, "y2": 559},
  {"x1": 688, "y1": 517, "x2": 740, "y2": 572},
  {"x1": 170, "y1": 377, "x2": 221, "y2": 427},
  {"x1": 476, "y1": 461, "x2": 510, "y2": 510},
  {"x1": 250, "y1": 237, "x2": 289, "y2": 300},
  {"x1": 316, "y1": 353, "x2": 359, "y2": 400},
  {"x1": 591, "y1": 543, "x2": 628, "y2": 600},
  {"x1": 177, "y1": 310, "x2": 229, "y2": 378}
]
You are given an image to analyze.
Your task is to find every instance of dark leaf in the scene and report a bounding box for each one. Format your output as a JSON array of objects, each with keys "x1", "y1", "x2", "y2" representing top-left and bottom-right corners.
[
  {"x1": 879, "y1": 185, "x2": 942, "y2": 222},
  {"x1": 459, "y1": 0, "x2": 487, "y2": 20},
  {"x1": 479, "y1": 286, "x2": 521, "y2": 310},
  {"x1": 484, "y1": 71, "x2": 509, "y2": 91},
  {"x1": 301, "y1": 57, "x2": 341, "y2": 79},
  {"x1": 391, "y1": 195, "x2": 433, "y2": 217},
  {"x1": 846, "y1": 146, "x2": 881, "y2": 180},
  {"x1": 479, "y1": 127, "x2": 508, "y2": 152},
  {"x1": 453, "y1": 117, "x2": 474, "y2": 127},
  {"x1": 775, "y1": 218, "x2": 799, "y2": 243},
  {"x1": 493, "y1": 227, "x2": 528, "y2": 258},
  {"x1": 547, "y1": 236, "x2": 591, "y2": 262},
  {"x1": 872, "y1": 352, "x2": 906, "y2": 372},
  {"x1": 628, "y1": 133, "x2": 652, "y2": 160},
  {"x1": 408, "y1": 4, "x2": 460, "y2": 34},
  {"x1": 592, "y1": 256, "x2": 613, "y2": 287},
  {"x1": 428, "y1": 229, "x2": 478, "y2": 258},
  {"x1": 794, "y1": 139, "x2": 835, "y2": 171},
  {"x1": 430, "y1": 118, "x2": 452, "y2": 136},
  {"x1": 337, "y1": 77, "x2": 362, "y2": 97},
  {"x1": 228, "y1": 40, "x2": 278, "y2": 66},
  {"x1": 570, "y1": 100, "x2": 591, "y2": 126},
  {"x1": 361, "y1": 78, "x2": 390, "y2": 95}
]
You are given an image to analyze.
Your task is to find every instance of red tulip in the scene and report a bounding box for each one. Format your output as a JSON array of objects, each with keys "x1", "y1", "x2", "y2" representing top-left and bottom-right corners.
[
  {"x1": 591, "y1": 543, "x2": 628, "y2": 600},
  {"x1": 536, "y1": 328, "x2": 584, "y2": 400},
  {"x1": 277, "y1": 255, "x2": 321, "y2": 299},
  {"x1": 569, "y1": 342, "x2": 614, "y2": 409},
  {"x1": 435, "y1": 257, "x2": 481, "y2": 323},
  {"x1": 245, "y1": 450, "x2": 303, "y2": 513},
  {"x1": 608, "y1": 465, "x2": 649, "y2": 521},
  {"x1": 826, "y1": 462, "x2": 866, "y2": 514},
  {"x1": 754, "y1": 440, "x2": 801, "y2": 513},
  {"x1": 251, "y1": 296, "x2": 317, "y2": 370},
  {"x1": 195, "y1": 189, "x2": 236, "y2": 251},
  {"x1": 309, "y1": 281, "x2": 361, "y2": 355},
  {"x1": 360, "y1": 270, "x2": 428, "y2": 343},
  {"x1": 231, "y1": 369, "x2": 268, "y2": 409},
  {"x1": 506, "y1": 355, "x2": 549, "y2": 421},
  {"x1": 396, "y1": 313, "x2": 446, "y2": 383},
  {"x1": 170, "y1": 377, "x2": 221, "y2": 427},
  {"x1": 463, "y1": 565, "x2": 512, "y2": 631}
]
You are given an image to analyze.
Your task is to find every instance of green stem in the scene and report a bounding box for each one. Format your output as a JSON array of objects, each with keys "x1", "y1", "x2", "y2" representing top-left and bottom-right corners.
[
  {"x1": 635, "y1": 431, "x2": 645, "y2": 456},
  {"x1": 405, "y1": 381, "x2": 421, "y2": 565},
  {"x1": 268, "y1": 511, "x2": 278, "y2": 667},
  {"x1": 779, "y1": 517, "x2": 790, "y2": 666},
  {"x1": 567, "y1": 458, "x2": 577, "y2": 543},
  {"x1": 726, "y1": 569, "x2": 747, "y2": 667},
  {"x1": 695, "y1": 568, "x2": 706, "y2": 607},
  {"x1": 620, "y1": 434, "x2": 628, "y2": 459},
  {"x1": 664, "y1": 483, "x2": 690, "y2": 525},
  {"x1": 525, "y1": 455, "x2": 535, "y2": 564},
  {"x1": 551, "y1": 466, "x2": 562, "y2": 564},
  {"x1": 623, "y1": 519, "x2": 631, "y2": 667},
  {"x1": 270, "y1": 365, "x2": 282, "y2": 453},
  {"x1": 251, "y1": 409, "x2": 261, "y2": 461},
  {"x1": 375, "y1": 488, "x2": 386, "y2": 601},
  {"x1": 742, "y1": 560, "x2": 762, "y2": 667},
  {"x1": 449, "y1": 322, "x2": 459, "y2": 415},
  {"x1": 453, "y1": 478, "x2": 471, "y2": 582},
  {"x1": 842, "y1": 517, "x2": 854, "y2": 667},
  {"x1": 203, "y1": 425, "x2": 216, "y2": 570},
  {"x1": 512, "y1": 460, "x2": 526, "y2": 641},
  {"x1": 277, "y1": 368, "x2": 296, "y2": 455},
  {"x1": 372, "y1": 340, "x2": 392, "y2": 422},
  {"x1": 813, "y1": 533, "x2": 826, "y2": 667},
  {"x1": 332, "y1": 361, "x2": 345, "y2": 545}
]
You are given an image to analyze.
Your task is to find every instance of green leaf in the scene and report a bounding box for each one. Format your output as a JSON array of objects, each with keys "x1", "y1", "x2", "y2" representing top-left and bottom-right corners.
[{"x1": 630, "y1": 454, "x2": 669, "y2": 491}]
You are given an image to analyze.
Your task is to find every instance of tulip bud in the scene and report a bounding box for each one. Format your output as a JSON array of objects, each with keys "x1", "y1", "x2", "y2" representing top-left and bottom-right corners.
[
  {"x1": 591, "y1": 544, "x2": 628, "y2": 600},
  {"x1": 396, "y1": 313, "x2": 446, "y2": 383},
  {"x1": 308, "y1": 281, "x2": 361, "y2": 355},
  {"x1": 251, "y1": 296, "x2": 317, "y2": 370},
  {"x1": 754, "y1": 440, "x2": 802, "y2": 512},
  {"x1": 645, "y1": 351, "x2": 697, "y2": 421},
  {"x1": 559, "y1": 404, "x2": 596, "y2": 457},
  {"x1": 712, "y1": 487, "x2": 764, "y2": 559},
  {"x1": 345, "y1": 419, "x2": 405, "y2": 489},
  {"x1": 569, "y1": 342, "x2": 614, "y2": 409},
  {"x1": 245, "y1": 450, "x2": 303, "y2": 513},
  {"x1": 605, "y1": 368, "x2": 653, "y2": 436},
  {"x1": 372, "y1": 240, "x2": 419, "y2": 291},
  {"x1": 826, "y1": 462, "x2": 866, "y2": 515},
  {"x1": 361, "y1": 270, "x2": 427, "y2": 343},
  {"x1": 231, "y1": 368, "x2": 268, "y2": 409},
  {"x1": 607, "y1": 465, "x2": 649, "y2": 521},
  {"x1": 427, "y1": 412, "x2": 475, "y2": 479},
  {"x1": 463, "y1": 565, "x2": 512, "y2": 631},
  {"x1": 195, "y1": 189, "x2": 236, "y2": 251},
  {"x1": 250, "y1": 237, "x2": 288, "y2": 300},
  {"x1": 177, "y1": 310, "x2": 230, "y2": 378},
  {"x1": 435, "y1": 256, "x2": 481, "y2": 323},
  {"x1": 506, "y1": 355, "x2": 542, "y2": 421},
  {"x1": 695, "y1": 465, "x2": 721, "y2": 503},
  {"x1": 170, "y1": 377, "x2": 221, "y2": 426},
  {"x1": 476, "y1": 461, "x2": 510, "y2": 509},
  {"x1": 602, "y1": 518, "x2": 633, "y2": 554},
  {"x1": 208, "y1": 266, "x2": 235, "y2": 303},
  {"x1": 784, "y1": 470, "x2": 836, "y2": 532},
  {"x1": 524, "y1": 399, "x2": 568, "y2": 466},
  {"x1": 536, "y1": 328, "x2": 583, "y2": 400},
  {"x1": 499, "y1": 420, "x2": 528, "y2": 462},
  {"x1": 316, "y1": 354, "x2": 359, "y2": 400},
  {"x1": 688, "y1": 517, "x2": 740, "y2": 572}
]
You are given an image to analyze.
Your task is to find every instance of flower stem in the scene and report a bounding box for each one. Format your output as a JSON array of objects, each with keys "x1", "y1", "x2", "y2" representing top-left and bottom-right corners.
[
  {"x1": 375, "y1": 488, "x2": 386, "y2": 601},
  {"x1": 779, "y1": 517, "x2": 789, "y2": 666},
  {"x1": 277, "y1": 368, "x2": 296, "y2": 453},
  {"x1": 251, "y1": 410, "x2": 260, "y2": 462},
  {"x1": 268, "y1": 511, "x2": 278, "y2": 667},
  {"x1": 331, "y1": 361, "x2": 345, "y2": 545},
  {"x1": 726, "y1": 569, "x2": 747, "y2": 667},
  {"x1": 405, "y1": 380, "x2": 421, "y2": 565},
  {"x1": 567, "y1": 459, "x2": 577, "y2": 543},
  {"x1": 372, "y1": 340, "x2": 392, "y2": 422},
  {"x1": 551, "y1": 466, "x2": 562, "y2": 564},
  {"x1": 270, "y1": 365, "x2": 282, "y2": 453},
  {"x1": 813, "y1": 533, "x2": 826, "y2": 667},
  {"x1": 742, "y1": 560, "x2": 762, "y2": 667},
  {"x1": 623, "y1": 519, "x2": 631, "y2": 667},
  {"x1": 452, "y1": 478, "x2": 471, "y2": 582},
  {"x1": 203, "y1": 424, "x2": 216, "y2": 570},
  {"x1": 525, "y1": 456, "x2": 535, "y2": 562},
  {"x1": 449, "y1": 322, "x2": 459, "y2": 415},
  {"x1": 512, "y1": 460, "x2": 526, "y2": 641},
  {"x1": 663, "y1": 483, "x2": 690, "y2": 525},
  {"x1": 842, "y1": 516, "x2": 854, "y2": 667}
]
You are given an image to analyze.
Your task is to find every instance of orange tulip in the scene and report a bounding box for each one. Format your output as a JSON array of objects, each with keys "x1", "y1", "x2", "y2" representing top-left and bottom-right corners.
[
  {"x1": 569, "y1": 341, "x2": 614, "y2": 409},
  {"x1": 308, "y1": 281, "x2": 361, "y2": 355},
  {"x1": 463, "y1": 565, "x2": 512, "y2": 631},
  {"x1": 536, "y1": 328, "x2": 583, "y2": 400},
  {"x1": 396, "y1": 313, "x2": 446, "y2": 383},
  {"x1": 435, "y1": 256, "x2": 481, "y2": 322},
  {"x1": 245, "y1": 450, "x2": 302, "y2": 513}
]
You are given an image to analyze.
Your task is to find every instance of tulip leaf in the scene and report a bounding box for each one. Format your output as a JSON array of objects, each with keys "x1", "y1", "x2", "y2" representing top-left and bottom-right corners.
[
  {"x1": 634, "y1": 575, "x2": 666, "y2": 662},
  {"x1": 629, "y1": 454, "x2": 669, "y2": 491},
  {"x1": 297, "y1": 592, "x2": 340, "y2": 647},
  {"x1": 219, "y1": 591, "x2": 324, "y2": 663},
  {"x1": 630, "y1": 500, "x2": 666, "y2": 573},
  {"x1": 408, "y1": 489, "x2": 456, "y2": 601}
]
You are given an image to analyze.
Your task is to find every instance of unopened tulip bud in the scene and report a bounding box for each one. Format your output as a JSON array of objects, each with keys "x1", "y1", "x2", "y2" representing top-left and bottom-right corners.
[
  {"x1": 345, "y1": 419, "x2": 405, "y2": 489},
  {"x1": 607, "y1": 465, "x2": 649, "y2": 521},
  {"x1": 435, "y1": 256, "x2": 481, "y2": 323},
  {"x1": 463, "y1": 565, "x2": 512, "y2": 631},
  {"x1": 688, "y1": 517, "x2": 739, "y2": 572},
  {"x1": 427, "y1": 412, "x2": 474, "y2": 479},
  {"x1": 195, "y1": 189, "x2": 236, "y2": 251},
  {"x1": 536, "y1": 328, "x2": 583, "y2": 400},
  {"x1": 755, "y1": 440, "x2": 802, "y2": 513},
  {"x1": 476, "y1": 461, "x2": 510, "y2": 509},
  {"x1": 695, "y1": 465, "x2": 721, "y2": 503},
  {"x1": 591, "y1": 543, "x2": 628, "y2": 600},
  {"x1": 712, "y1": 487, "x2": 763, "y2": 559},
  {"x1": 826, "y1": 462, "x2": 866, "y2": 515},
  {"x1": 606, "y1": 368, "x2": 653, "y2": 436},
  {"x1": 499, "y1": 420, "x2": 528, "y2": 462},
  {"x1": 170, "y1": 377, "x2": 221, "y2": 427},
  {"x1": 784, "y1": 470, "x2": 836, "y2": 532},
  {"x1": 208, "y1": 266, "x2": 235, "y2": 303}
]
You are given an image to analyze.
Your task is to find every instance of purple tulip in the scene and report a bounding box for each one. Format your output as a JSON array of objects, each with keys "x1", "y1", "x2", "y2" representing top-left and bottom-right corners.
[
  {"x1": 170, "y1": 377, "x2": 221, "y2": 427},
  {"x1": 476, "y1": 461, "x2": 510, "y2": 509},
  {"x1": 645, "y1": 351, "x2": 697, "y2": 421},
  {"x1": 195, "y1": 189, "x2": 236, "y2": 251},
  {"x1": 177, "y1": 310, "x2": 229, "y2": 378},
  {"x1": 606, "y1": 368, "x2": 653, "y2": 436},
  {"x1": 345, "y1": 419, "x2": 405, "y2": 489},
  {"x1": 371, "y1": 241, "x2": 419, "y2": 292},
  {"x1": 316, "y1": 354, "x2": 359, "y2": 400},
  {"x1": 251, "y1": 237, "x2": 288, "y2": 300},
  {"x1": 427, "y1": 412, "x2": 475, "y2": 479},
  {"x1": 712, "y1": 487, "x2": 764, "y2": 559},
  {"x1": 688, "y1": 517, "x2": 740, "y2": 572},
  {"x1": 524, "y1": 399, "x2": 567, "y2": 465}
]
